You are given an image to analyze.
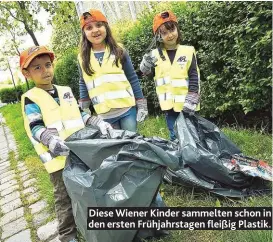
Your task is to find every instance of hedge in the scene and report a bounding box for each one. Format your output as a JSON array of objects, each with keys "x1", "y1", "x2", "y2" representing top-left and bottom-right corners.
[
  {"x1": 122, "y1": 1, "x2": 272, "y2": 117},
  {"x1": 54, "y1": 47, "x2": 80, "y2": 100},
  {"x1": 51, "y1": 2, "x2": 271, "y2": 121},
  {"x1": 0, "y1": 81, "x2": 35, "y2": 104}
]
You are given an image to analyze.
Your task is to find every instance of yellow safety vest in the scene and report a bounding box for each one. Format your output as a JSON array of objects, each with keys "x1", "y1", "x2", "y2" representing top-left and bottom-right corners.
[
  {"x1": 152, "y1": 45, "x2": 200, "y2": 112},
  {"x1": 78, "y1": 46, "x2": 135, "y2": 114},
  {"x1": 21, "y1": 85, "x2": 85, "y2": 173}
]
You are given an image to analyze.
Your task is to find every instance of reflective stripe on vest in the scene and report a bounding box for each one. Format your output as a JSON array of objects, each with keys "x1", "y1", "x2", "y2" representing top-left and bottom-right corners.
[
  {"x1": 21, "y1": 85, "x2": 85, "y2": 173},
  {"x1": 78, "y1": 46, "x2": 135, "y2": 114},
  {"x1": 86, "y1": 74, "x2": 128, "y2": 90},
  {"x1": 153, "y1": 45, "x2": 200, "y2": 112}
]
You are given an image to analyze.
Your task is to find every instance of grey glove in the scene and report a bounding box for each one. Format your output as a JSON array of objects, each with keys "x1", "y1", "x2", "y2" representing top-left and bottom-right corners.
[
  {"x1": 40, "y1": 129, "x2": 70, "y2": 156},
  {"x1": 140, "y1": 52, "x2": 158, "y2": 75},
  {"x1": 183, "y1": 92, "x2": 200, "y2": 115},
  {"x1": 136, "y1": 98, "x2": 148, "y2": 122},
  {"x1": 86, "y1": 116, "x2": 113, "y2": 135}
]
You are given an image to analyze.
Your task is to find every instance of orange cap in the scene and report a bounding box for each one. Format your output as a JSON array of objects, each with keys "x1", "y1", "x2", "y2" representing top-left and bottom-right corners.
[
  {"x1": 20, "y1": 46, "x2": 54, "y2": 71},
  {"x1": 153, "y1": 10, "x2": 178, "y2": 34},
  {"x1": 80, "y1": 9, "x2": 108, "y2": 29}
]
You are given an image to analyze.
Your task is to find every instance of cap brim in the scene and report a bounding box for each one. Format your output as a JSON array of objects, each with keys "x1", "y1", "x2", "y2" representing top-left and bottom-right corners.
[{"x1": 23, "y1": 50, "x2": 54, "y2": 69}]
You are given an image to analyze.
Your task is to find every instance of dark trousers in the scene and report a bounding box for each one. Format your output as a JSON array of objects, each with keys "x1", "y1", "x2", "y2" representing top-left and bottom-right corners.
[{"x1": 49, "y1": 169, "x2": 77, "y2": 242}]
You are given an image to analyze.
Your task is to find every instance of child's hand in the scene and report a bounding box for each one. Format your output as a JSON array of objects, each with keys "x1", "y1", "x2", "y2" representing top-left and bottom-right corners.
[
  {"x1": 182, "y1": 92, "x2": 200, "y2": 115},
  {"x1": 140, "y1": 52, "x2": 157, "y2": 75},
  {"x1": 40, "y1": 129, "x2": 70, "y2": 156},
  {"x1": 97, "y1": 121, "x2": 113, "y2": 135},
  {"x1": 136, "y1": 98, "x2": 148, "y2": 122},
  {"x1": 48, "y1": 136, "x2": 70, "y2": 156},
  {"x1": 86, "y1": 116, "x2": 112, "y2": 135}
]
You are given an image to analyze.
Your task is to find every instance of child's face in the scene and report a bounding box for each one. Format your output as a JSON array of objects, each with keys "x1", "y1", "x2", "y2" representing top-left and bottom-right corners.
[
  {"x1": 23, "y1": 55, "x2": 54, "y2": 88},
  {"x1": 159, "y1": 24, "x2": 178, "y2": 49},
  {"x1": 83, "y1": 21, "x2": 107, "y2": 46}
]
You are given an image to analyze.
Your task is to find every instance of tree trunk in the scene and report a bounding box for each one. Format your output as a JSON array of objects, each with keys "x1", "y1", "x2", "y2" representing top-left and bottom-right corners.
[
  {"x1": 17, "y1": 1, "x2": 39, "y2": 46},
  {"x1": 7, "y1": 60, "x2": 19, "y2": 102},
  {"x1": 24, "y1": 25, "x2": 39, "y2": 46}
]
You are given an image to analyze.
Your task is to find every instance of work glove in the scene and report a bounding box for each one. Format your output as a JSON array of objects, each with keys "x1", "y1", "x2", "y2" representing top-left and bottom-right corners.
[
  {"x1": 40, "y1": 129, "x2": 70, "y2": 156},
  {"x1": 140, "y1": 52, "x2": 158, "y2": 75},
  {"x1": 136, "y1": 98, "x2": 148, "y2": 122},
  {"x1": 86, "y1": 116, "x2": 113, "y2": 135},
  {"x1": 183, "y1": 92, "x2": 200, "y2": 115}
]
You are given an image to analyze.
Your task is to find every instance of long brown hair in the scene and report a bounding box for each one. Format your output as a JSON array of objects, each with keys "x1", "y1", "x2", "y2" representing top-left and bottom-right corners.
[
  {"x1": 156, "y1": 21, "x2": 181, "y2": 45},
  {"x1": 80, "y1": 21, "x2": 124, "y2": 76}
]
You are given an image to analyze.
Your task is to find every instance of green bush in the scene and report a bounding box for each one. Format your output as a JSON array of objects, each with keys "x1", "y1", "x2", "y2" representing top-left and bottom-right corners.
[
  {"x1": 122, "y1": 2, "x2": 272, "y2": 117},
  {"x1": 0, "y1": 80, "x2": 35, "y2": 104},
  {"x1": 0, "y1": 86, "x2": 23, "y2": 103},
  {"x1": 54, "y1": 47, "x2": 80, "y2": 100}
]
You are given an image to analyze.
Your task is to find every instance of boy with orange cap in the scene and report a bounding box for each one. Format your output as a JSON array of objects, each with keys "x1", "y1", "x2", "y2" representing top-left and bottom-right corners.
[
  {"x1": 140, "y1": 10, "x2": 200, "y2": 141},
  {"x1": 20, "y1": 46, "x2": 112, "y2": 242}
]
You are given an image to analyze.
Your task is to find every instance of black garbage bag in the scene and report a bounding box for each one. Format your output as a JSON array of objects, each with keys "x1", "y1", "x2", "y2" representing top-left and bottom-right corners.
[
  {"x1": 145, "y1": 112, "x2": 271, "y2": 198},
  {"x1": 62, "y1": 113, "x2": 271, "y2": 241},
  {"x1": 63, "y1": 127, "x2": 178, "y2": 242}
]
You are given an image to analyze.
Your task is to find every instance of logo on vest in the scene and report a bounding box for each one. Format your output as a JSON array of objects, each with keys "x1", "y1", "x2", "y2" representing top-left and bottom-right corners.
[
  {"x1": 63, "y1": 92, "x2": 73, "y2": 104},
  {"x1": 177, "y1": 56, "x2": 187, "y2": 69}
]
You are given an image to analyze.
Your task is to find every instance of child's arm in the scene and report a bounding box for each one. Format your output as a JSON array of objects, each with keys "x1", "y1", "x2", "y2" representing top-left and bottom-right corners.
[
  {"x1": 188, "y1": 54, "x2": 199, "y2": 93},
  {"x1": 183, "y1": 53, "x2": 200, "y2": 114},
  {"x1": 78, "y1": 62, "x2": 91, "y2": 110},
  {"x1": 122, "y1": 50, "x2": 144, "y2": 99},
  {"x1": 24, "y1": 97, "x2": 69, "y2": 156},
  {"x1": 122, "y1": 50, "x2": 148, "y2": 122}
]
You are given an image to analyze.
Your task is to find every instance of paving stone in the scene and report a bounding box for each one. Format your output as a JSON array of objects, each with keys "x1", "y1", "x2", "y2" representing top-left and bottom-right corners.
[
  {"x1": 1, "y1": 185, "x2": 19, "y2": 197},
  {"x1": 0, "y1": 166, "x2": 10, "y2": 174},
  {"x1": 0, "y1": 151, "x2": 9, "y2": 157},
  {"x1": 0, "y1": 179, "x2": 17, "y2": 192},
  {"x1": 0, "y1": 155, "x2": 9, "y2": 162},
  {"x1": 0, "y1": 164, "x2": 10, "y2": 172},
  {"x1": 0, "y1": 161, "x2": 9, "y2": 168},
  {"x1": 49, "y1": 237, "x2": 61, "y2": 242},
  {"x1": 33, "y1": 211, "x2": 50, "y2": 227},
  {"x1": 0, "y1": 207, "x2": 24, "y2": 226},
  {"x1": 37, "y1": 219, "x2": 58, "y2": 241},
  {"x1": 0, "y1": 170, "x2": 15, "y2": 180},
  {"x1": 1, "y1": 198, "x2": 22, "y2": 214},
  {"x1": 1, "y1": 216, "x2": 27, "y2": 240},
  {"x1": 26, "y1": 192, "x2": 40, "y2": 204},
  {"x1": 21, "y1": 174, "x2": 30, "y2": 182},
  {"x1": 19, "y1": 170, "x2": 29, "y2": 177},
  {"x1": 23, "y1": 178, "x2": 36, "y2": 188},
  {"x1": 18, "y1": 165, "x2": 27, "y2": 172},
  {"x1": 0, "y1": 157, "x2": 9, "y2": 163},
  {"x1": 22, "y1": 186, "x2": 38, "y2": 196},
  {"x1": 0, "y1": 173, "x2": 16, "y2": 185},
  {"x1": 4, "y1": 229, "x2": 32, "y2": 242},
  {"x1": 29, "y1": 200, "x2": 47, "y2": 214},
  {"x1": 0, "y1": 191, "x2": 20, "y2": 206},
  {"x1": 0, "y1": 148, "x2": 8, "y2": 154}
]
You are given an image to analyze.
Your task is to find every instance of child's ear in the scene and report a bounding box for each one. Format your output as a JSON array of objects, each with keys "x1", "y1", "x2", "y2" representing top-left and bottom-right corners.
[{"x1": 22, "y1": 69, "x2": 30, "y2": 79}]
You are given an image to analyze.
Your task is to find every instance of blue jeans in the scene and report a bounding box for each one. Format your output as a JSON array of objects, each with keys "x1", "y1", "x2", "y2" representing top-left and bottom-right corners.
[
  {"x1": 104, "y1": 107, "x2": 137, "y2": 132},
  {"x1": 165, "y1": 109, "x2": 180, "y2": 141}
]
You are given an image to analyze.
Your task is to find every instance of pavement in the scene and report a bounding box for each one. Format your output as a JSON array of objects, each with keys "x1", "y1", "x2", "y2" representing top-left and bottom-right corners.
[{"x1": 0, "y1": 112, "x2": 61, "y2": 242}]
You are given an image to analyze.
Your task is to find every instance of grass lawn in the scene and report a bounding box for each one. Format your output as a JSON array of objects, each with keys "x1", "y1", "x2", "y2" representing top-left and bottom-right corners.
[{"x1": 0, "y1": 103, "x2": 272, "y2": 242}]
